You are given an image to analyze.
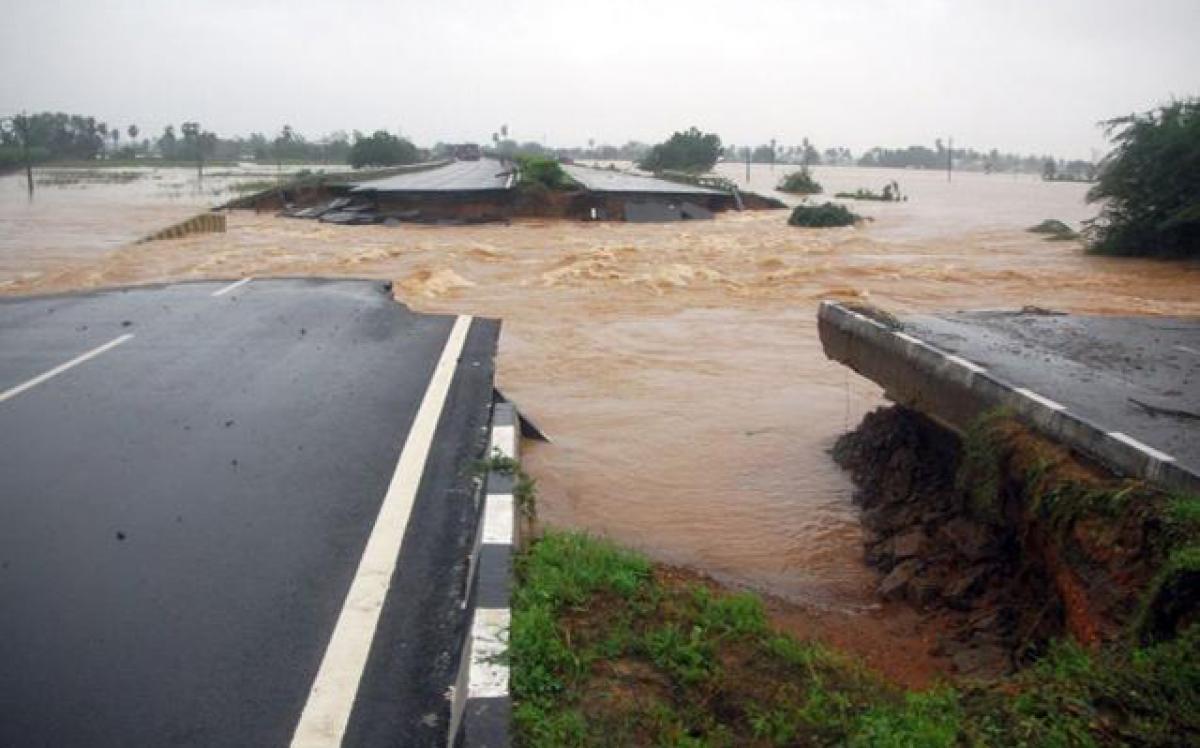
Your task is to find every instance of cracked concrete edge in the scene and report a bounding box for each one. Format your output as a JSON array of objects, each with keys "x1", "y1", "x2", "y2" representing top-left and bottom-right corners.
[{"x1": 818, "y1": 301, "x2": 1200, "y2": 496}]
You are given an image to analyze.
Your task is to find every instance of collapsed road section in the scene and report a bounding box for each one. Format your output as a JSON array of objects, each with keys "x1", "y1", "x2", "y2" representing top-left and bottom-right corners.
[
  {"x1": 818, "y1": 301, "x2": 1200, "y2": 495},
  {"x1": 0, "y1": 280, "x2": 504, "y2": 746},
  {"x1": 230, "y1": 157, "x2": 782, "y2": 225}
]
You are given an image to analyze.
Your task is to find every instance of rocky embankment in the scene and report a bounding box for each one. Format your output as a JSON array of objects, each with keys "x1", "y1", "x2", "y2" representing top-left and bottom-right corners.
[{"x1": 833, "y1": 406, "x2": 1195, "y2": 679}]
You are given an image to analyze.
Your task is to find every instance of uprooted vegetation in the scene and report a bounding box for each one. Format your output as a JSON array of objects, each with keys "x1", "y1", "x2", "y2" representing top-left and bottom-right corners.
[
  {"x1": 512, "y1": 527, "x2": 1200, "y2": 746},
  {"x1": 835, "y1": 181, "x2": 906, "y2": 202},
  {"x1": 787, "y1": 202, "x2": 861, "y2": 228}
]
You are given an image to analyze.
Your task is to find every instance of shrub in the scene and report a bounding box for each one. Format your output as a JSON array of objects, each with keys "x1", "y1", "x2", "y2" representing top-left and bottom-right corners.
[
  {"x1": 348, "y1": 130, "x2": 419, "y2": 168},
  {"x1": 516, "y1": 155, "x2": 574, "y2": 192},
  {"x1": 788, "y1": 202, "x2": 861, "y2": 227},
  {"x1": 778, "y1": 167, "x2": 823, "y2": 194},
  {"x1": 1085, "y1": 99, "x2": 1200, "y2": 258},
  {"x1": 637, "y1": 127, "x2": 722, "y2": 174}
]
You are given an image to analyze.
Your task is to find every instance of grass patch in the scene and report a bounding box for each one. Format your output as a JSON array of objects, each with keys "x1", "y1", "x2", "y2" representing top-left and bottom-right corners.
[
  {"x1": 787, "y1": 202, "x2": 861, "y2": 228},
  {"x1": 512, "y1": 530, "x2": 1200, "y2": 746}
]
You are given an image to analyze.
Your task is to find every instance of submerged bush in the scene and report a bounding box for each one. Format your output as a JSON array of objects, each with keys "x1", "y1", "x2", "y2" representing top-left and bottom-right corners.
[
  {"x1": 778, "y1": 167, "x2": 823, "y2": 195},
  {"x1": 788, "y1": 202, "x2": 860, "y2": 227},
  {"x1": 637, "y1": 127, "x2": 723, "y2": 173},
  {"x1": 1028, "y1": 219, "x2": 1079, "y2": 240}
]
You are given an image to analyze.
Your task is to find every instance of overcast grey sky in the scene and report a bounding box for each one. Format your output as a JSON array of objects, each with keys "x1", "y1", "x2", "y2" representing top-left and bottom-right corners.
[{"x1": 2, "y1": 0, "x2": 1197, "y2": 158}]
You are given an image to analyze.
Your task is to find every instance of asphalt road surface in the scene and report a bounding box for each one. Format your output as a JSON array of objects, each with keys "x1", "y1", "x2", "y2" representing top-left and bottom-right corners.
[
  {"x1": 0, "y1": 279, "x2": 500, "y2": 747},
  {"x1": 907, "y1": 310, "x2": 1200, "y2": 475},
  {"x1": 351, "y1": 159, "x2": 513, "y2": 193}
]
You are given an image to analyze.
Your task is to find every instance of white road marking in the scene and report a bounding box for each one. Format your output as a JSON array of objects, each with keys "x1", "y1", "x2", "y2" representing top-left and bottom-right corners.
[
  {"x1": 0, "y1": 334, "x2": 133, "y2": 404},
  {"x1": 467, "y1": 608, "x2": 510, "y2": 699},
  {"x1": 1107, "y1": 432, "x2": 1176, "y2": 463},
  {"x1": 482, "y1": 494, "x2": 514, "y2": 545},
  {"x1": 1014, "y1": 387, "x2": 1066, "y2": 411},
  {"x1": 291, "y1": 315, "x2": 473, "y2": 748},
  {"x1": 945, "y1": 354, "x2": 986, "y2": 374},
  {"x1": 1175, "y1": 344, "x2": 1199, "y2": 356},
  {"x1": 211, "y1": 277, "x2": 253, "y2": 297}
]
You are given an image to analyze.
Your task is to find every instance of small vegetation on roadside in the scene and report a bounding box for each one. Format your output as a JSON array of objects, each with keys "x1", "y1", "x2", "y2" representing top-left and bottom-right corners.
[
  {"x1": 836, "y1": 180, "x2": 905, "y2": 202},
  {"x1": 511, "y1": 530, "x2": 1200, "y2": 746},
  {"x1": 1028, "y1": 218, "x2": 1080, "y2": 241},
  {"x1": 787, "y1": 202, "x2": 861, "y2": 228},
  {"x1": 516, "y1": 155, "x2": 576, "y2": 195},
  {"x1": 777, "y1": 167, "x2": 823, "y2": 195}
]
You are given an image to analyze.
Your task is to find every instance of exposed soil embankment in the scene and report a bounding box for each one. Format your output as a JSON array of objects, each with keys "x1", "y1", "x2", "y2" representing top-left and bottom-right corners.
[{"x1": 833, "y1": 405, "x2": 1198, "y2": 678}]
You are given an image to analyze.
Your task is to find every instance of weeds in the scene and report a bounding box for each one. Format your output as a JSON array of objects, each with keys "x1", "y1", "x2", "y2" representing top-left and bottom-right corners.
[{"x1": 511, "y1": 530, "x2": 1200, "y2": 746}]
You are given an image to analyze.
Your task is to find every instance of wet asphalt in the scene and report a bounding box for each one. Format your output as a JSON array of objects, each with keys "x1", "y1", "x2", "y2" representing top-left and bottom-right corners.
[
  {"x1": 0, "y1": 279, "x2": 499, "y2": 747},
  {"x1": 906, "y1": 310, "x2": 1200, "y2": 474}
]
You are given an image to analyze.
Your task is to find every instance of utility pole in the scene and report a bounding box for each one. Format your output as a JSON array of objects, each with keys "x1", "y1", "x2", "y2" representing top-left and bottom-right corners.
[
  {"x1": 947, "y1": 136, "x2": 953, "y2": 182},
  {"x1": 745, "y1": 147, "x2": 750, "y2": 183}
]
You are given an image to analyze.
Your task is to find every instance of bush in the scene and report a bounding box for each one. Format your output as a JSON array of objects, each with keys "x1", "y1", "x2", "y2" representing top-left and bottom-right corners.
[
  {"x1": 637, "y1": 127, "x2": 722, "y2": 174},
  {"x1": 348, "y1": 130, "x2": 419, "y2": 168},
  {"x1": 1085, "y1": 99, "x2": 1200, "y2": 258},
  {"x1": 516, "y1": 155, "x2": 574, "y2": 192},
  {"x1": 788, "y1": 202, "x2": 861, "y2": 227},
  {"x1": 1028, "y1": 219, "x2": 1079, "y2": 240},
  {"x1": 778, "y1": 167, "x2": 823, "y2": 194}
]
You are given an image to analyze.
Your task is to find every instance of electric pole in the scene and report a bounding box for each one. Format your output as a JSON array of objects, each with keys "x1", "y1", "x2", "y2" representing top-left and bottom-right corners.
[{"x1": 947, "y1": 136, "x2": 953, "y2": 182}]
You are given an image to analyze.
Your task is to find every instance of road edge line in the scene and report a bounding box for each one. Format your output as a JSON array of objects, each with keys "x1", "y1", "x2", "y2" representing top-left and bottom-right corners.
[{"x1": 290, "y1": 314, "x2": 472, "y2": 748}]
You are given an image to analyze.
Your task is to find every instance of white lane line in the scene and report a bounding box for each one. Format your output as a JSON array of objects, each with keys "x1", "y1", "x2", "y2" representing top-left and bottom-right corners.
[
  {"x1": 1107, "y1": 431, "x2": 1176, "y2": 463},
  {"x1": 945, "y1": 354, "x2": 986, "y2": 374},
  {"x1": 1014, "y1": 387, "x2": 1066, "y2": 411},
  {"x1": 1175, "y1": 344, "x2": 1199, "y2": 356},
  {"x1": 291, "y1": 315, "x2": 472, "y2": 748},
  {"x1": 467, "y1": 608, "x2": 511, "y2": 699},
  {"x1": 0, "y1": 334, "x2": 134, "y2": 404},
  {"x1": 211, "y1": 277, "x2": 253, "y2": 297}
]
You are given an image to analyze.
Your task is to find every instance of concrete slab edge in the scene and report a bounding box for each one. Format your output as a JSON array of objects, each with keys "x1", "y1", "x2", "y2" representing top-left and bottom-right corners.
[
  {"x1": 448, "y1": 402, "x2": 518, "y2": 747},
  {"x1": 818, "y1": 301, "x2": 1200, "y2": 496}
]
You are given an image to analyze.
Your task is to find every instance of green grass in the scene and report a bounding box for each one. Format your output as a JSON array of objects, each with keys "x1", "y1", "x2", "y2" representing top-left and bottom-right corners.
[{"x1": 511, "y1": 530, "x2": 1200, "y2": 746}]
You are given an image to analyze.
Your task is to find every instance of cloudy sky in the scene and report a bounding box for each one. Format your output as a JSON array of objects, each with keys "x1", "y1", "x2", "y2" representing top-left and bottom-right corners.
[{"x1": 2, "y1": 0, "x2": 1197, "y2": 159}]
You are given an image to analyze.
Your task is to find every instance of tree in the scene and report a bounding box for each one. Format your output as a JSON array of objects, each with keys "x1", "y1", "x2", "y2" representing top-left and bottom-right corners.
[
  {"x1": 127, "y1": 124, "x2": 139, "y2": 141},
  {"x1": 180, "y1": 121, "x2": 216, "y2": 177},
  {"x1": 1085, "y1": 99, "x2": 1200, "y2": 258},
  {"x1": 348, "y1": 130, "x2": 419, "y2": 168},
  {"x1": 638, "y1": 127, "x2": 722, "y2": 173},
  {"x1": 159, "y1": 125, "x2": 177, "y2": 159}
]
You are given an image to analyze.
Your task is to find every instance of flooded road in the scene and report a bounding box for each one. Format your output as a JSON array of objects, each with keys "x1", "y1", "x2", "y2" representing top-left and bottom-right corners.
[{"x1": 4, "y1": 164, "x2": 1199, "y2": 685}]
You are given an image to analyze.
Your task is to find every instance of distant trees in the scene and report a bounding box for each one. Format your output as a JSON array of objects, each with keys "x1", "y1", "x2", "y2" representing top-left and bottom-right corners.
[
  {"x1": 1085, "y1": 99, "x2": 1200, "y2": 258},
  {"x1": 348, "y1": 130, "x2": 419, "y2": 168},
  {"x1": 637, "y1": 127, "x2": 722, "y2": 173}
]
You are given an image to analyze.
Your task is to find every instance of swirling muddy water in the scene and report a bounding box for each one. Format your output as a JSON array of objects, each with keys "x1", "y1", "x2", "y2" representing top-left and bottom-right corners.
[{"x1": 5, "y1": 164, "x2": 1199, "y2": 684}]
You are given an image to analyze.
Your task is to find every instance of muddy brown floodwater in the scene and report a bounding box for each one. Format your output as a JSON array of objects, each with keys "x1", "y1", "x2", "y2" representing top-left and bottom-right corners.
[{"x1": 4, "y1": 165, "x2": 1199, "y2": 686}]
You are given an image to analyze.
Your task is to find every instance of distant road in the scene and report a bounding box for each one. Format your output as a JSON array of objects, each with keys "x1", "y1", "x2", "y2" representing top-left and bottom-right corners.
[
  {"x1": 351, "y1": 158, "x2": 514, "y2": 193},
  {"x1": 0, "y1": 279, "x2": 500, "y2": 747}
]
